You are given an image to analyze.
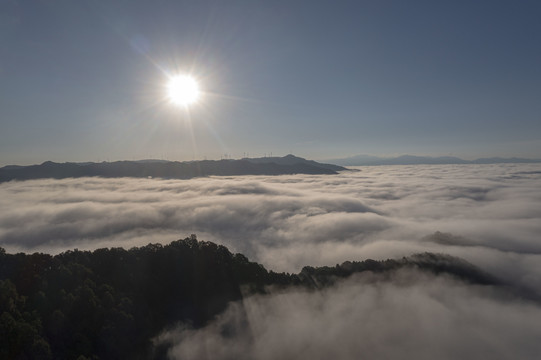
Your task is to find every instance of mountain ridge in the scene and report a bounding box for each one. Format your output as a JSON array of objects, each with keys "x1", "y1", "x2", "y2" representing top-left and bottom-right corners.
[{"x1": 0, "y1": 155, "x2": 348, "y2": 182}]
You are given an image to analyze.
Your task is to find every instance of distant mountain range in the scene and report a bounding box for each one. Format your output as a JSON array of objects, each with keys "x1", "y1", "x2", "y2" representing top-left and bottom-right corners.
[
  {"x1": 0, "y1": 155, "x2": 347, "y2": 182},
  {"x1": 326, "y1": 154, "x2": 541, "y2": 166}
]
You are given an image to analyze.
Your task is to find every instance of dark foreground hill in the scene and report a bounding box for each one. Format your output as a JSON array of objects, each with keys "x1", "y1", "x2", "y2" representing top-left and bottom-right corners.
[
  {"x1": 0, "y1": 237, "x2": 503, "y2": 359},
  {"x1": 0, "y1": 155, "x2": 348, "y2": 182}
]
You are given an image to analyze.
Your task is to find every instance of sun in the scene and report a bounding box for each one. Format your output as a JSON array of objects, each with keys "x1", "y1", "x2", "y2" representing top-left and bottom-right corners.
[{"x1": 167, "y1": 75, "x2": 200, "y2": 106}]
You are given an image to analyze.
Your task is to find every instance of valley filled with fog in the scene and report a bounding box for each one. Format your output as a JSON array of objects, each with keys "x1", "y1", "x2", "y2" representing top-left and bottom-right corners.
[
  {"x1": 2, "y1": 164, "x2": 541, "y2": 281},
  {"x1": 2, "y1": 163, "x2": 541, "y2": 359}
]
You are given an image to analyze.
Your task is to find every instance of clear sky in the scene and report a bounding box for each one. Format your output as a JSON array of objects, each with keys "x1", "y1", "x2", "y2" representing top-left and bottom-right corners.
[{"x1": 1, "y1": 0, "x2": 541, "y2": 165}]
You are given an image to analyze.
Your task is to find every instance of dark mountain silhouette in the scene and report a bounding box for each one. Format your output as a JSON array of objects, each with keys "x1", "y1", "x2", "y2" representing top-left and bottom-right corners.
[
  {"x1": 0, "y1": 237, "x2": 518, "y2": 359},
  {"x1": 245, "y1": 154, "x2": 345, "y2": 172},
  {"x1": 0, "y1": 155, "x2": 349, "y2": 183},
  {"x1": 327, "y1": 154, "x2": 541, "y2": 166}
]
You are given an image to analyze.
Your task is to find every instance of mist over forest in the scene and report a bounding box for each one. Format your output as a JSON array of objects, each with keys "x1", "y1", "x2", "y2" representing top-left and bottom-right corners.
[
  {"x1": 2, "y1": 163, "x2": 541, "y2": 358},
  {"x1": 2, "y1": 163, "x2": 541, "y2": 279}
]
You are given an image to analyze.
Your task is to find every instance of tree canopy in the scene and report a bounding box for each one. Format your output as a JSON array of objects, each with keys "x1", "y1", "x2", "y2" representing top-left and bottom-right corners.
[{"x1": 0, "y1": 237, "x2": 497, "y2": 359}]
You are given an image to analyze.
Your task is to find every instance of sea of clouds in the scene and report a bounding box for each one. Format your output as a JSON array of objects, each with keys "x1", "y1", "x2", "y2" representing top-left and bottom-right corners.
[
  {"x1": 2, "y1": 163, "x2": 541, "y2": 358},
  {"x1": 157, "y1": 269, "x2": 541, "y2": 360}
]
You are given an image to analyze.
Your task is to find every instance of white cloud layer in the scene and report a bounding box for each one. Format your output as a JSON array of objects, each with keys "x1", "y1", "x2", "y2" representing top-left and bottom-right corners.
[
  {"x1": 1, "y1": 165, "x2": 541, "y2": 277},
  {"x1": 157, "y1": 270, "x2": 541, "y2": 360},
  {"x1": 2, "y1": 163, "x2": 541, "y2": 358}
]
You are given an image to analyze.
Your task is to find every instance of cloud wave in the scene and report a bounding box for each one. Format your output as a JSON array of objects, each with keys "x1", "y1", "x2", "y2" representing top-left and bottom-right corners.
[
  {"x1": 157, "y1": 269, "x2": 541, "y2": 360},
  {"x1": 1, "y1": 164, "x2": 541, "y2": 292},
  {"x1": 3, "y1": 163, "x2": 541, "y2": 358}
]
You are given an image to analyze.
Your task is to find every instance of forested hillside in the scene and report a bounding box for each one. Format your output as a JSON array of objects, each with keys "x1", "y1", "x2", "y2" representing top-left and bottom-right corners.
[{"x1": 1, "y1": 237, "x2": 499, "y2": 359}]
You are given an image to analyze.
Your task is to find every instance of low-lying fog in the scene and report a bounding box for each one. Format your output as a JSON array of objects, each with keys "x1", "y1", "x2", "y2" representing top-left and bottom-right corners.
[{"x1": 3, "y1": 163, "x2": 541, "y2": 358}]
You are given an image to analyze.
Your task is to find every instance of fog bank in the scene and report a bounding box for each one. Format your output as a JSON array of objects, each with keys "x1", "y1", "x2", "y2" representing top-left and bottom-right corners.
[
  {"x1": 1, "y1": 164, "x2": 541, "y2": 293},
  {"x1": 157, "y1": 269, "x2": 541, "y2": 360}
]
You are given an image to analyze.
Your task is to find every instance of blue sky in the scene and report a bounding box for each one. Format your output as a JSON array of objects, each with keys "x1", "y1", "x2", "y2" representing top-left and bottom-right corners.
[{"x1": 1, "y1": 0, "x2": 541, "y2": 165}]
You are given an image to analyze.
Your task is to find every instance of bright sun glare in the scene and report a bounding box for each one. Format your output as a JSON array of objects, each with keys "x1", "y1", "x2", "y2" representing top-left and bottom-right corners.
[{"x1": 167, "y1": 75, "x2": 200, "y2": 106}]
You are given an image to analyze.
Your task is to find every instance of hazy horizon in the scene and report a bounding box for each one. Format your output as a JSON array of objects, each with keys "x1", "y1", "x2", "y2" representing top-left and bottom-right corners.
[
  {"x1": 2, "y1": 1, "x2": 541, "y2": 166},
  {"x1": 3, "y1": 152, "x2": 541, "y2": 168}
]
